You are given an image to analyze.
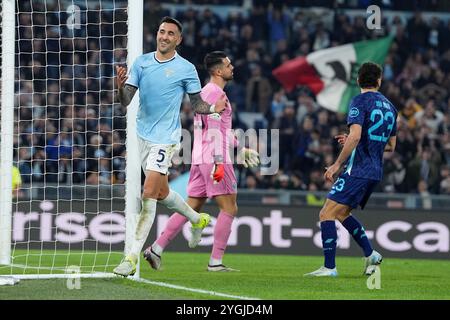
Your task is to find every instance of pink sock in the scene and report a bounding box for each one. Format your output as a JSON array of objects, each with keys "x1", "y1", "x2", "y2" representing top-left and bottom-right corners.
[
  {"x1": 211, "y1": 211, "x2": 235, "y2": 261},
  {"x1": 155, "y1": 212, "x2": 188, "y2": 250}
]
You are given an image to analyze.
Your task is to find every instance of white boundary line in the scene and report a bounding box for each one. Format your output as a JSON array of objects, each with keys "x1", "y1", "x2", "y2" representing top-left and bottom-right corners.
[
  {"x1": 12, "y1": 273, "x2": 115, "y2": 280},
  {"x1": 130, "y1": 277, "x2": 261, "y2": 300},
  {"x1": 3, "y1": 269, "x2": 260, "y2": 299}
]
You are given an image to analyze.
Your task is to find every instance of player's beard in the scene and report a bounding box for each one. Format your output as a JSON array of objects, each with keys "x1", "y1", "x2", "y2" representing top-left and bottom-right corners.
[
  {"x1": 157, "y1": 41, "x2": 175, "y2": 55},
  {"x1": 224, "y1": 73, "x2": 234, "y2": 81}
]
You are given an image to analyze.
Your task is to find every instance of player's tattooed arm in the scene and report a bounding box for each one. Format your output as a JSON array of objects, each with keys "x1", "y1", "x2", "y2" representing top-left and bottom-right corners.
[
  {"x1": 188, "y1": 92, "x2": 227, "y2": 114},
  {"x1": 188, "y1": 92, "x2": 214, "y2": 114},
  {"x1": 117, "y1": 84, "x2": 137, "y2": 107}
]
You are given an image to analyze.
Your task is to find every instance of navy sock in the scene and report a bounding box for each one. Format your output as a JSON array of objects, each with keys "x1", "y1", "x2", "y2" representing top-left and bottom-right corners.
[
  {"x1": 320, "y1": 221, "x2": 337, "y2": 269},
  {"x1": 342, "y1": 215, "x2": 373, "y2": 257}
]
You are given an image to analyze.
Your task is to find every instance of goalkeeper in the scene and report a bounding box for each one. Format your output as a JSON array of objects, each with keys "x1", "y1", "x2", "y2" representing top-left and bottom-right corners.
[
  {"x1": 113, "y1": 17, "x2": 226, "y2": 277},
  {"x1": 144, "y1": 51, "x2": 259, "y2": 272}
]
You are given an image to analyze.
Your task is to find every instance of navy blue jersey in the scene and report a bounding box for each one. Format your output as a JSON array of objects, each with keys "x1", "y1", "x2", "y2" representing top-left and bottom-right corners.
[{"x1": 344, "y1": 91, "x2": 397, "y2": 181}]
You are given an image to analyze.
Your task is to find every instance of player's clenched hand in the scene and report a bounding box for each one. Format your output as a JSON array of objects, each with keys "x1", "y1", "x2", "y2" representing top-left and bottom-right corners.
[
  {"x1": 115, "y1": 65, "x2": 128, "y2": 89},
  {"x1": 335, "y1": 134, "x2": 348, "y2": 146},
  {"x1": 211, "y1": 163, "x2": 225, "y2": 183},
  {"x1": 324, "y1": 163, "x2": 340, "y2": 183},
  {"x1": 214, "y1": 94, "x2": 227, "y2": 113}
]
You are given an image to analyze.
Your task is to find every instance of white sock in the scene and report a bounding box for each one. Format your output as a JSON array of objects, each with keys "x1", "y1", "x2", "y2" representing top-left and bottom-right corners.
[
  {"x1": 159, "y1": 189, "x2": 200, "y2": 224},
  {"x1": 209, "y1": 258, "x2": 222, "y2": 266},
  {"x1": 129, "y1": 198, "x2": 157, "y2": 262},
  {"x1": 152, "y1": 243, "x2": 163, "y2": 256}
]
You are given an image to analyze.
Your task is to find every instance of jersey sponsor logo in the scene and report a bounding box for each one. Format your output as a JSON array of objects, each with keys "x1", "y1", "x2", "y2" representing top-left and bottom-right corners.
[{"x1": 349, "y1": 107, "x2": 359, "y2": 118}]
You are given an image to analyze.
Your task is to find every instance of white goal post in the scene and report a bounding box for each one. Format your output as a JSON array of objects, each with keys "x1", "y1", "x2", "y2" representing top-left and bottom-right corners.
[
  {"x1": 0, "y1": 0, "x2": 142, "y2": 280},
  {"x1": 0, "y1": 0, "x2": 16, "y2": 266}
]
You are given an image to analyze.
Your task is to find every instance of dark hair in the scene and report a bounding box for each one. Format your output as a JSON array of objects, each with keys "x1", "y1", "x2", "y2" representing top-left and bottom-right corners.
[
  {"x1": 357, "y1": 62, "x2": 382, "y2": 89},
  {"x1": 159, "y1": 16, "x2": 183, "y2": 34},
  {"x1": 204, "y1": 51, "x2": 227, "y2": 74}
]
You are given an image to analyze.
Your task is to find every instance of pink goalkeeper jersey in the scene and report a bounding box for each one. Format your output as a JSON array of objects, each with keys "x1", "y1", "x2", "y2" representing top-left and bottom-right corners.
[{"x1": 192, "y1": 82, "x2": 237, "y2": 165}]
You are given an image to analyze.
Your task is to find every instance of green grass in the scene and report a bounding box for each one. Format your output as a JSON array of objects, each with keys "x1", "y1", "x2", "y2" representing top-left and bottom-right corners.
[{"x1": 1, "y1": 251, "x2": 450, "y2": 300}]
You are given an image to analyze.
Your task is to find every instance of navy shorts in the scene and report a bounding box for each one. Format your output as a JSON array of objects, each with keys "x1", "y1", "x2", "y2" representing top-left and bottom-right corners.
[{"x1": 327, "y1": 172, "x2": 379, "y2": 209}]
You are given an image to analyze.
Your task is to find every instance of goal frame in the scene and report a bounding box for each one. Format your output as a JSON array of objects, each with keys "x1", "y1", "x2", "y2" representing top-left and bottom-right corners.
[{"x1": 0, "y1": 0, "x2": 143, "y2": 280}]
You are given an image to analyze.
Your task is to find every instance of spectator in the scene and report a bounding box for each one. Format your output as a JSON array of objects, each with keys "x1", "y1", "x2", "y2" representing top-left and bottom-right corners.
[
  {"x1": 245, "y1": 64, "x2": 272, "y2": 113},
  {"x1": 245, "y1": 175, "x2": 258, "y2": 190},
  {"x1": 270, "y1": 88, "x2": 289, "y2": 121},
  {"x1": 407, "y1": 148, "x2": 442, "y2": 193},
  {"x1": 273, "y1": 104, "x2": 297, "y2": 169},
  {"x1": 296, "y1": 93, "x2": 319, "y2": 125},
  {"x1": 247, "y1": 4, "x2": 267, "y2": 42},
  {"x1": 17, "y1": 148, "x2": 32, "y2": 184},
  {"x1": 400, "y1": 98, "x2": 423, "y2": 129},
  {"x1": 439, "y1": 165, "x2": 450, "y2": 194},
  {"x1": 267, "y1": 4, "x2": 290, "y2": 54},
  {"x1": 312, "y1": 23, "x2": 330, "y2": 51},
  {"x1": 383, "y1": 152, "x2": 407, "y2": 193},
  {"x1": 414, "y1": 99, "x2": 445, "y2": 134},
  {"x1": 291, "y1": 117, "x2": 317, "y2": 174},
  {"x1": 12, "y1": 3, "x2": 450, "y2": 197},
  {"x1": 11, "y1": 165, "x2": 23, "y2": 199},
  {"x1": 407, "y1": 12, "x2": 429, "y2": 50},
  {"x1": 306, "y1": 183, "x2": 325, "y2": 206},
  {"x1": 273, "y1": 173, "x2": 291, "y2": 189},
  {"x1": 394, "y1": 126, "x2": 417, "y2": 165},
  {"x1": 417, "y1": 180, "x2": 432, "y2": 209}
]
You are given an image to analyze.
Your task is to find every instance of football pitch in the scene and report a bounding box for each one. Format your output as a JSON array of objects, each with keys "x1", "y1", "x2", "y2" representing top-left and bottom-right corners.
[{"x1": 1, "y1": 251, "x2": 450, "y2": 300}]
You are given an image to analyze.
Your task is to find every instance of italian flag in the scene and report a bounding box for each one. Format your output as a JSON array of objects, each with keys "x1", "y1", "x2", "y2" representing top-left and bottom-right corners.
[{"x1": 272, "y1": 36, "x2": 394, "y2": 113}]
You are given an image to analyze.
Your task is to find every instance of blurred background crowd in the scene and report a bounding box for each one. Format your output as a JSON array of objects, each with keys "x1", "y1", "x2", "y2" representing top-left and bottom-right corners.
[{"x1": 9, "y1": 0, "x2": 450, "y2": 196}]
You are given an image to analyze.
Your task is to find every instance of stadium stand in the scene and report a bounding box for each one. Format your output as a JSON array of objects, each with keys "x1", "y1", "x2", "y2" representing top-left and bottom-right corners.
[{"x1": 13, "y1": 0, "x2": 450, "y2": 195}]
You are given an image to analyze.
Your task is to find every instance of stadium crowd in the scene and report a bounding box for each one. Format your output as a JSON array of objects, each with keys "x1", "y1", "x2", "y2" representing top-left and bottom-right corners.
[{"x1": 11, "y1": 1, "x2": 450, "y2": 196}]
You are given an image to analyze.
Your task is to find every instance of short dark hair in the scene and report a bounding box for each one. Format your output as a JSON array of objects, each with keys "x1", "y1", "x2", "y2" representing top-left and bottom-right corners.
[
  {"x1": 204, "y1": 51, "x2": 227, "y2": 74},
  {"x1": 357, "y1": 62, "x2": 382, "y2": 89},
  {"x1": 159, "y1": 16, "x2": 183, "y2": 34}
]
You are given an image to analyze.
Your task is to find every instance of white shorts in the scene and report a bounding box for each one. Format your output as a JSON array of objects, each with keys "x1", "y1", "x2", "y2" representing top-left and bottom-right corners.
[{"x1": 138, "y1": 137, "x2": 180, "y2": 175}]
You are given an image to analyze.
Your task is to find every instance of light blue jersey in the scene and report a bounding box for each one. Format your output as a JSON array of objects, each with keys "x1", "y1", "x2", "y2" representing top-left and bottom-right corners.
[{"x1": 126, "y1": 51, "x2": 201, "y2": 144}]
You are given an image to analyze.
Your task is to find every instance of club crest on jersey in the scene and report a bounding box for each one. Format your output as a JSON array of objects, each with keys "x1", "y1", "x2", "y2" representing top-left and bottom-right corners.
[
  {"x1": 349, "y1": 107, "x2": 359, "y2": 118},
  {"x1": 165, "y1": 68, "x2": 175, "y2": 77}
]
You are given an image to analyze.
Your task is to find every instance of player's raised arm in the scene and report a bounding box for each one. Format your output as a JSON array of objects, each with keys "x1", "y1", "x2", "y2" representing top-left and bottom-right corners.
[
  {"x1": 116, "y1": 65, "x2": 137, "y2": 107},
  {"x1": 188, "y1": 92, "x2": 226, "y2": 114},
  {"x1": 384, "y1": 135, "x2": 397, "y2": 152}
]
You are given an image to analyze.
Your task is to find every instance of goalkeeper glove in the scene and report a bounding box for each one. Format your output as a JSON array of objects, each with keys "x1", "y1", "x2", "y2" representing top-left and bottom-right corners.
[
  {"x1": 211, "y1": 163, "x2": 225, "y2": 183},
  {"x1": 239, "y1": 148, "x2": 260, "y2": 168}
]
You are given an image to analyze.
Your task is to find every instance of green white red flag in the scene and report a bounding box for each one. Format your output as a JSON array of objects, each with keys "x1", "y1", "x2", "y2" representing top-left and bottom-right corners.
[{"x1": 272, "y1": 36, "x2": 393, "y2": 113}]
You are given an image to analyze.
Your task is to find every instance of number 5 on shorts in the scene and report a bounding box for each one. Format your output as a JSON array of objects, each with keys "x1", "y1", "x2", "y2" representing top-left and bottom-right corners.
[{"x1": 157, "y1": 149, "x2": 166, "y2": 163}]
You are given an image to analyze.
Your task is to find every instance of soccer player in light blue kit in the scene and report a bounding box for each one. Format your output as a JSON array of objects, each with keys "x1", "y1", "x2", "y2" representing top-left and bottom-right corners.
[
  {"x1": 305, "y1": 62, "x2": 397, "y2": 277},
  {"x1": 113, "y1": 17, "x2": 226, "y2": 276}
]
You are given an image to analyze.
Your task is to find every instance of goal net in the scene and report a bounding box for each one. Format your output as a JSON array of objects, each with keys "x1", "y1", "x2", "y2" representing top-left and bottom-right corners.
[{"x1": 0, "y1": 0, "x2": 141, "y2": 279}]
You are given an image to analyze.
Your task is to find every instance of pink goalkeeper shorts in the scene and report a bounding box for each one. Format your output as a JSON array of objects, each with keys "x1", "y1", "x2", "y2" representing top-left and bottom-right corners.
[{"x1": 187, "y1": 163, "x2": 237, "y2": 198}]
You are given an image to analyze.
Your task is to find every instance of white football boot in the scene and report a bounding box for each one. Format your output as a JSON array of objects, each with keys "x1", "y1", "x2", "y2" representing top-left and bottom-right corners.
[
  {"x1": 364, "y1": 250, "x2": 383, "y2": 275},
  {"x1": 304, "y1": 266, "x2": 338, "y2": 277},
  {"x1": 207, "y1": 264, "x2": 240, "y2": 272}
]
